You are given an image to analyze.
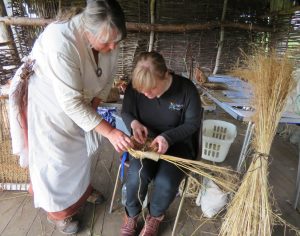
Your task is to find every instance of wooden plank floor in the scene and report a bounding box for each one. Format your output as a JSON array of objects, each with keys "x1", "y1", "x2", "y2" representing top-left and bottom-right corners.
[{"x1": 0, "y1": 111, "x2": 299, "y2": 236}]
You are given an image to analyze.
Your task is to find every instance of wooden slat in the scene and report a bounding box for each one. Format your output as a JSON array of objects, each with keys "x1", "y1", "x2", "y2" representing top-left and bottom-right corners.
[
  {"x1": 25, "y1": 209, "x2": 55, "y2": 236},
  {"x1": 0, "y1": 191, "x2": 27, "y2": 235},
  {"x1": 76, "y1": 203, "x2": 97, "y2": 236},
  {"x1": 1, "y1": 196, "x2": 39, "y2": 236}
]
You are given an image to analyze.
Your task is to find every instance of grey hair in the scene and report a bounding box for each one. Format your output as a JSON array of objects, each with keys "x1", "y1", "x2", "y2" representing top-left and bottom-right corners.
[{"x1": 81, "y1": 0, "x2": 126, "y2": 42}]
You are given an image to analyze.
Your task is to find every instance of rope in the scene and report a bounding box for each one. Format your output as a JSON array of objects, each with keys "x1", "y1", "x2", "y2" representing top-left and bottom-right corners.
[
  {"x1": 138, "y1": 158, "x2": 146, "y2": 221},
  {"x1": 248, "y1": 152, "x2": 272, "y2": 173}
]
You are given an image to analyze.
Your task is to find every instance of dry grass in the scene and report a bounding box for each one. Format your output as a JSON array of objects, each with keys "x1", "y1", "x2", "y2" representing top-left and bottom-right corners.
[
  {"x1": 219, "y1": 49, "x2": 297, "y2": 236},
  {"x1": 178, "y1": 175, "x2": 201, "y2": 198},
  {"x1": 128, "y1": 148, "x2": 238, "y2": 193},
  {"x1": 0, "y1": 98, "x2": 30, "y2": 187}
]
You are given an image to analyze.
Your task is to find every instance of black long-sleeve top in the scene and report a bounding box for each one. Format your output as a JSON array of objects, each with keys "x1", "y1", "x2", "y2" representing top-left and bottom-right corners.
[{"x1": 121, "y1": 74, "x2": 202, "y2": 159}]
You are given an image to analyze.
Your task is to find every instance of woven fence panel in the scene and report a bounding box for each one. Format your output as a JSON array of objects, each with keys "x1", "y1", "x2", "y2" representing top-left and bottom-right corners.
[
  {"x1": 156, "y1": 0, "x2": 269, "y2": 24},
  {"x1": 2, "y1": 0, "x2": 300, "y2": 79},
  {"x1": 0, "y1": 98, "x2": 30, "y2": 190},
  {"x1": 153, "y1": 0, "x2": 271, "y2": 74},
  {"x1": 2, "y1": 0, "x2": 275, "y2": 79},
  {"x1": 157, "y1": 0, "x2": 224, "y2": 24},
  {"x1": 0, "y1": 42, "x2": 20, "y2": 85},
  {"x1": 119, "y1": 0, "x2": 150, "y2": 23},
  {"x1": 271, "y1": 11, "x2": 300, "y2": 67},
  {"x1": 60, "y1": 0, "x2": 85, "y2": 8},
  {"x1": 116, "y1": 32, "x2": 149, "y2": 78},
  {"x1": 10, "y1": 0, "x2": 45, "y2": 58},
  {"x1": 154, "y1": 29, "x2": 265, "y2": 75}
]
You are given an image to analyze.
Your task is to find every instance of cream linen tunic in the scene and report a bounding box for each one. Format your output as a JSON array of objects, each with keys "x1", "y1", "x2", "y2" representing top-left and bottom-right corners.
[{"x1": 10, "y1": 14, "x2": 119, "y2": 212}]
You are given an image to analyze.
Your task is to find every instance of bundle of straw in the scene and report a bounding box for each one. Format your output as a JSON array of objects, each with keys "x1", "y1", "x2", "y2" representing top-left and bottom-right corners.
[
  {"x1": 219, "y1": 49, "x2": 296, "y2": 236},
  {"x1": 128, "y1": 148, "x2": 238, "y2": 193}
]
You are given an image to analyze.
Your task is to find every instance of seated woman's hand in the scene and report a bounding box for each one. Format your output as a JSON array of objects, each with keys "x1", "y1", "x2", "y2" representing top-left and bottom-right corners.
[
  {"x1": 150, "y1": 135, "x2": 169, "y2": 154},
  {"x1": 107, "y1": 128, "x2": 133, "y2": 153},
  {"x1": 130, "y1": 120, "x2": 148, "y2": 144}
]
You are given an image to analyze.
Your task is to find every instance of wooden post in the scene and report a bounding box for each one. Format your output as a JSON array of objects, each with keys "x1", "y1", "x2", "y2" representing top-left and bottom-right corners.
[
  {"x1": 213, "y1": 0, "x2": 228, "y2": 75},
  {"x1": 148, "y1": 0, "x2": 156, "y2": 52}
]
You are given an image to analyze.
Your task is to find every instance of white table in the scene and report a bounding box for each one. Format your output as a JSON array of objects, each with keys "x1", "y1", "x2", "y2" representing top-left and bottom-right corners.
[{"x1": 198, "y1": 75, "x2": 300, "y2": 209}]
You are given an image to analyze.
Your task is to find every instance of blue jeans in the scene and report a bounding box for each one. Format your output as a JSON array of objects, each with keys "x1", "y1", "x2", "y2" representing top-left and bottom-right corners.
[{"x1": 125, "y1": 157, "x2": 184, "y2": 217}]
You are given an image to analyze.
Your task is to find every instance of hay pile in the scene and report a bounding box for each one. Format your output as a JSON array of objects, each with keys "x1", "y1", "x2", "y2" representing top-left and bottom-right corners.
[{"x1": 220, "y1": 49, "x2": 297, "y2": 236}]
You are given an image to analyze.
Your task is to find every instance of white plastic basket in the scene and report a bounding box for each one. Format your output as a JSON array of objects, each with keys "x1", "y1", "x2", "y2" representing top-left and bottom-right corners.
[{"x1": 202, "y1": 119, "x2": 237, "y2": 162}]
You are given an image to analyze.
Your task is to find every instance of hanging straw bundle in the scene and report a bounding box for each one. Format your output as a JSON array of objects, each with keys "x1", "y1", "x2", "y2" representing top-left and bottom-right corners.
[
  {"x1": 219, "y1": 49, "x2": 296, "y2": 236},
  {"x1": 128, "y1": 147, "x2": 238, "y2": 193}
]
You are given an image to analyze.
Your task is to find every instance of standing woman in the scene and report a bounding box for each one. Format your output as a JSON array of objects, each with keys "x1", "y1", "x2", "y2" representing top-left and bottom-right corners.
[{"x1": 9, "y1": 0, "x2": 133, "y2": 234}]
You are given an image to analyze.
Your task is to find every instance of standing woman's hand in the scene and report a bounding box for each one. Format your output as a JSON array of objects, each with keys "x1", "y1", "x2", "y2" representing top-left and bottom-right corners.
[
  {"x1": 106, "y1": 128, "x2": 133, "y2": 153},
  {"x1": 130, "y1": 120, "x2": 148, "y2": 144},
  {"x1": 94, "y1": 120, "x2": 133, "y2": 153},
  {"x1": 150, "y1": 135, "x2": 169, "y2": 154},
  {"x1": 91, "y1": 97, "x2": 102, "y2": 110}
]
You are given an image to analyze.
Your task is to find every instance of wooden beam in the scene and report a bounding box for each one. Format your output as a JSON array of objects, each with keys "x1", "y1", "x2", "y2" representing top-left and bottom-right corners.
[
  {"x1": 0, "y1": 16, "x2": 274, "y2": 32},
  {"x1": 0, "y1": 16, "x2": 53, "y2": 26},
  {"x1": 127, "y1": 21, "x2": 273, "y2": 32},
  {"x1": 0, "y1": 41, "x2": 14, "y2": 46}
]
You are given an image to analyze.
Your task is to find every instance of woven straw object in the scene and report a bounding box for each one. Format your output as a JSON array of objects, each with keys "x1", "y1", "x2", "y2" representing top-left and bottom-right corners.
[{"x1": 0, "y1": 97, "x2": 30, "y2": 190}]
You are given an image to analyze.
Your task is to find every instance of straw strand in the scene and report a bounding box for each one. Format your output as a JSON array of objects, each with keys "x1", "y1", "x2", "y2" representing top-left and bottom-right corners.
[{"x1": 128, "y1": 148, "x2": 238, "y2": 193}]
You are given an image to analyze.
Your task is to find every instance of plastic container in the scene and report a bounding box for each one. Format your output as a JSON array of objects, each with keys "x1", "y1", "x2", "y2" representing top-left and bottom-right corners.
[
  {"x1": 121, "y1": 183, "x2": 127, "y2": 206},
  {"x1": 121, "y1": 183, "x2": 148, "y2": 208},
  {"x1": 201, "y1": 119, "x2": 237, "y2": 162}
]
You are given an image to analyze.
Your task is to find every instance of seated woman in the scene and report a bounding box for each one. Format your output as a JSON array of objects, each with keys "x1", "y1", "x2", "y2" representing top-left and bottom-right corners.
[{"x1": 120, "y1": 51, "x2": 202, "y2": 236}]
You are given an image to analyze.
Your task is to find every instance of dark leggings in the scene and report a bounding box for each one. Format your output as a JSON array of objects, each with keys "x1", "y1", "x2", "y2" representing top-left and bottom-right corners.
[{"x1": 125, "y1": 157, "x2": 184, "y2": 217}]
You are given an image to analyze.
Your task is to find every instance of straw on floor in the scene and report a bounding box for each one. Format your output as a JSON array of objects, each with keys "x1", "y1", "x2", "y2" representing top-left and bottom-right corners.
[{"x1": 219, "y1": 49, "x2": 298, "y2": 236}]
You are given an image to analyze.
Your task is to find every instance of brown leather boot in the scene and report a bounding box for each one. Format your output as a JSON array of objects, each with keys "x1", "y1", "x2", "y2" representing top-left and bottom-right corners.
[
  {"x1": 120, "y1": 213, "x2": 139, "y2": 236},
  {"x1": 139, "y1": 214, "x2": 164, "y2": 236}
]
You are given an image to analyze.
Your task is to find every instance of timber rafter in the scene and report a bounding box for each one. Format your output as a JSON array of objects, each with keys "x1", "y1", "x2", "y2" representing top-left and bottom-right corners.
[{"x1": 0, "y1": 16, "x2": 274, "y2": 32}]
